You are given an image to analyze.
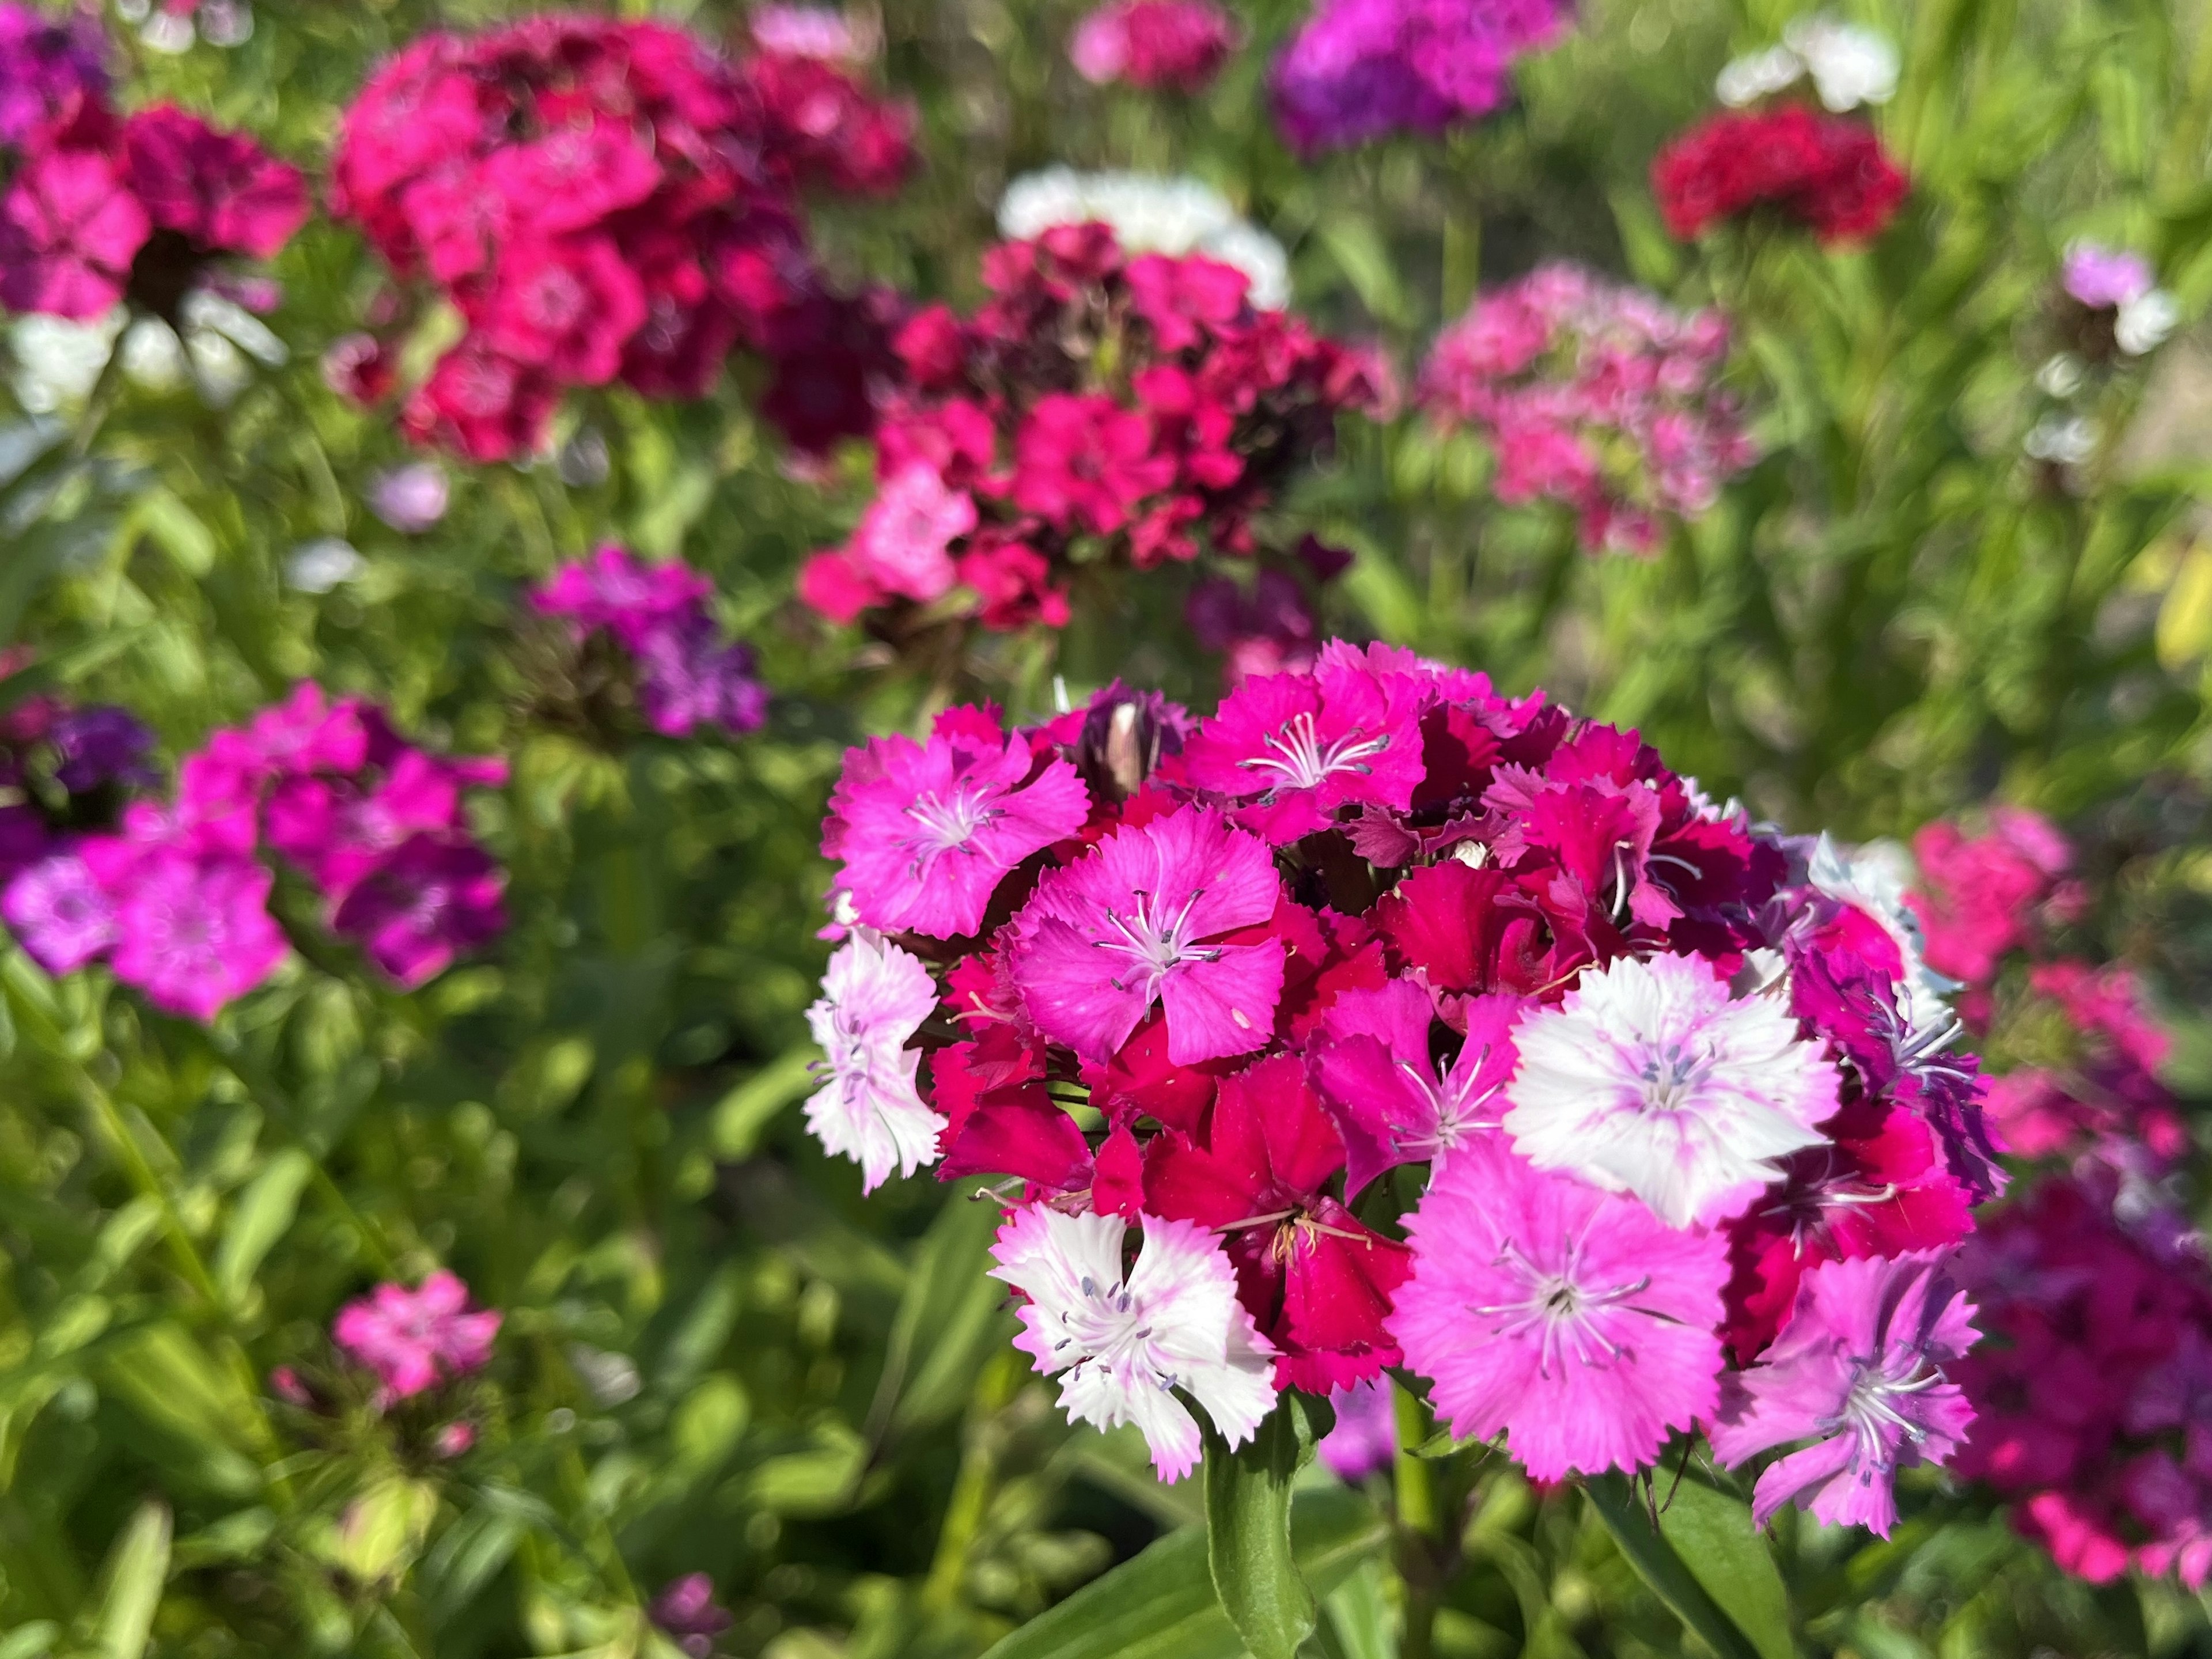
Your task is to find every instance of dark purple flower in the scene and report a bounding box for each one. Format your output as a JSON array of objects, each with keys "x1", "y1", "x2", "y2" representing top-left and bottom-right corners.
[
  {"x1": 329, "y1": 833, "x2": 505, "y2": 989},
  {"x1": 50, "y1": 704, "x2": 156, "y2": 793}
]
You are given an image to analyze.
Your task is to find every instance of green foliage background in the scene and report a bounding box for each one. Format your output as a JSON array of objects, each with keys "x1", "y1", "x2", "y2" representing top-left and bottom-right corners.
[{"x1": 6, "y1": 0, "x2": 2212, "y2": 1656}]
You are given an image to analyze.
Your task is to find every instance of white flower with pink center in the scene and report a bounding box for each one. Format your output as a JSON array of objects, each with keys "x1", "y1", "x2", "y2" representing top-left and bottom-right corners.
[
  {"x1": 989, "y1": 1204, "x2": 1277, "y2": 1482},
  {"x1": 804, "y1": 934, "x2": 944, "y2": 1192},
  {"x1": 1502, "y1": 952, "x2": 1839, "y2": 1228}
]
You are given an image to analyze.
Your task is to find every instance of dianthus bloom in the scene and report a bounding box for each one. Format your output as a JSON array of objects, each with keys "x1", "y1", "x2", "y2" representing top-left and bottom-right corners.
[
  {"x1": 800, "y1": 224, "x2": 1381, "y2": 635},
  {"x1": 10, "y1": 684, "x2": 509, "y2": 1018},
  {"x1": 330, "y1": 16, "x2": 914, "y2": 461},
  {"x1": 0, "y1": 24, "x2": 305, "y2": 321},
  {"x1": 1713, "y1": 1250, "x2": 1976, "y2": 1537},
  {"x1": 531, "y1": 547, "x2": 768, "y2": 740},
  {"x1": 990, "y1": 1203, "x2": 1277, "y2": 1482},
  {"x1": 801, "y1": 642, "x2": 1994, "y2": 1517},
  {"x1": 1418, "y1": 262, "x2": 1755, "y2": 554},
  {"x1": 997, "y1": 169, "x2": 1289, "y2": 307},
  {"x1": 332, "y1": 1270, "x2": 502, "y2": 1402},
  {"x1": 1071, "y1": 0, "x2": 1238, "y2": 93},
  {"x1": 1652, "y1": 104, "x2": 1908, "y2": 244},
  {"x1": 1716, "y1": 14, "x2": 1898, "y2": 113},
  {"x1": 649, "y1": 1575, "x2": 734, "y2": 1659},
  {"x1": 1270, "y1": 0, "x2": 1570, "y2": 156},
  {"x1": 2060, "y1": 241, "x2": 2179, "y2": 358},
  {"x1": 1903, "y1": 805, "x2": 2078, "y2": 992}
]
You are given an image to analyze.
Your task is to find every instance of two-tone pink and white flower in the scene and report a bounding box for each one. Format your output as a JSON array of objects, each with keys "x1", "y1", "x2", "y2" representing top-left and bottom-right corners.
[
  {"x1": 1502, "y1": 953, "x2": 1838, "y2": 1228},
  {"x1": 989, "y1": 1203, "x2": 1277, "y2": 1482},
  {"x1": 804, "y1": 934, "x2": 943, "y2": 1192}
]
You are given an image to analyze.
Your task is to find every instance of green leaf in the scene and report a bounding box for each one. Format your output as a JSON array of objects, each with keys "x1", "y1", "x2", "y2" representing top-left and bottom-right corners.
[
  {"x1": 1317, "y1": 219, "x2": 1412, "y2": 329},
  {"x1": 979, "y1": 1487, "x2": 1384, "y2": 1659},
  {"x1": 1585, "y1": 1472, "x2": 1767, "y2": 1659},
  {"x1": 1655, "y1": 1477, "x2": 1796, "y2": 1659},
  {"x1": 0, "y1": 1622, "x2": 58, "y2": 1659},
  {"x1": 1205, "y1": 1400, "x2": 1324, "y2": 1659},
  {"x1": 213, "y1": 1149, "x2": 313, "y2": 1308},
  {"x1": 1323, "y1": 1557, "x2": 1398, "y2": 1659},
  {"x1": 90, "y1": 1499, "x2": 171, "y2": 1659},
  {"x1": 710, "y1": 1044, "x2": 817, "y2": 1158}
]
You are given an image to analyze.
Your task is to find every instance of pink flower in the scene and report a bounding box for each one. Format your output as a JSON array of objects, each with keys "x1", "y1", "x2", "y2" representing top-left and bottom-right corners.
[
  {"x1": 329, "y1": 834, "x2": 507, "y2": 988},
  {"x1": 1009, "y1": 392, "x2": 1176, "y2": 535},
  {"x1": 0, "y1": 146, "x2": 150, "y2": 319},
  {"x1": 480, "y1": 118, "x2": 662, "y2": 235},
  {"x1": 120, "y1": 105, "x2": 308, "y2": 259},
  {"x1": 1007, "y1": 804, "x2": 1286, "y2": 1065},
  {"x1": 824, "y1": 710, "x2": 1090, "y2": 939},
  {"x1": 1711, "y1": 1249, "x2": 1976, "y2": 1538},
  {"x1": 1180, "y1": 648, "x2": 1428, "y2": 842},
  {"x1": 401, "y1": 344, "x2": 562, "y2": 463},
  {"x1": 990, "y1": 1203, "x2": 1278, "y2": 1482},
  {"x1": 480, "y1": 237, "x2": 650, "y2": 387},
  {"x1": 1502, "y1": 952, "x2": 1838, "y2": 1228},
  {"x1": 532, "y1": 546, "x2": 711, "y2": 651},
  {"x1": 803, "y1": 934, "x2": 942, "y2": 1191},
  {"x1": 847, "y1": 464, "x2": 975, "y2": 603},
  {"x1": 1312, "y1": 979, "x2": 1520, "y2": 1196},
  {"x1": 3, "y1": 851, "x2": 118, "y2": 974},
  {"x1": 1071, "y1": 0, "x2": 1240, "y2": 93},
  {"x1": 2063, "y1": 242, "x2": 2155, "y2": 310},
  {"x1": 1906, "y1": 808, "x2": 2072, "y2": 987},
  {"x1": 332, "y1": 1269, "x2": 502, "y2": 1401},
  {"x1": 86, "y1": 844, "x2": 287, "y2": 1021},
  {"x1": 1388, "y1": 1135, "x2": 1729, "y2": 1480},
  {"x1": 650, "y1": 1573, "x2": 734, "y2": 1659}
]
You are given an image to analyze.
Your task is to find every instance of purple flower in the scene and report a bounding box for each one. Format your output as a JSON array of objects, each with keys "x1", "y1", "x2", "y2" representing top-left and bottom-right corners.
[
  {"x1": 2, "y1": 849, "x2": 116, "y2": 972},
  {"x1": 366, "y1": 461, "x2": 450, "y2": 533},
  {"x1": 1007, "y1": 804, "x2": 1286, "y2": 1066},
  {"x1": 532, "y1": 546, "x2": 711, "y2": 654},
  {"x1": 85, "y1": 843, "x2": 287, "y2": 1021},
  {"x1": 1711, "y1": 1249, "x2": 1976, "y2": 1539},
  {"x1": 332, "y1": 1269, "x2": 501, "y2": 1401},
  {"x1": 329, "y1": 833, "x2": 506, "y2": 990},
  {"x1": 634, "y1": 620, "x2": 770, "y2": 739},
  {"x1": 2062, "y1": 242, "x2": 2155, "y2": 310},
  {"x1": 0, "y1": 3, "x2": 106, "y2": 149},
  {"x1": 825, "y1": 709, "x2": 1090, "y2": 940},
  {"x1": 49, "y1": 704, "x2": 157, "y2": 793},
  {"x1": 1388, "y1": 1134, "x2": 1729, "y2": 1480},
  {"x1": 1318, "y1": 1377, "x2": 1397, "y2": 1481},
  {"x1": 650, "y1": 1574, "x2": 734, "y2": 1658}
]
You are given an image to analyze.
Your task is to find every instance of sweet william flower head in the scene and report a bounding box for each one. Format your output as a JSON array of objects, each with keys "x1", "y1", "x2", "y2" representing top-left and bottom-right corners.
[
  {"x1": 1388, "y1": 1135, "x2": 1730, "y2": 1480},
  {"x1": 1008, "y1": 804, "x2": 1286, "y2": 1066},
  {"x1": 1711, "y1": 1248, "x2": 1976, "y2": 1538},
  {"x1": 990, "y1": 1203, "x2": 1277, "y2": 1483},
  {"x1": 825, "y1": 710, "x2": 1090, "y2": 940},
  {"x1": 1502, "y1": 952, "x2": 1838, "y2": 1228},
  {"x1": 2, "y1": 850, "x2": 118, "y2": 973},
  {"x1": 803, "y1": 934, "x2": 943, "y2": 1192},
  {"x1": 332, "y1": 1268, "x2": 502, "y2": 1402},
  {"x1": 93, "y1": 845, "x2": 286, "y2": 1021}
]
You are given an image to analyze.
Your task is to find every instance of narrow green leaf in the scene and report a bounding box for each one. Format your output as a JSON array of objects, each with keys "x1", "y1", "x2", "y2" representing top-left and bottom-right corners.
[
  {"x1": 0, "y1": 1622, "x2": 58, "y2": 1659},
  {"x1": 1655, "y1": 1478, "x2": 1795, "y2": 1659},
  {"x1": 1317, "y1": 219, "x2": 1412, "y2": 328},
  {"x1": 213, "y1": 1149, "x2": 313, "y2": 1308},
  {"x1": 980, "y1": 1487, "x2": 1384, "y2": 1659},
  {"x1": 1323, "y1": 1556, "x2": 1398, "y2": 1659},
  {"x1": 91, "y1": 1499, "x2": 171, "y2": 1659},
  {"x1": 1205, "y1": 1401, "x2": 1323, "y2": 1659},
  {"x1": 1585, "y1": 1473, "x2": 1762, "y2": 1659},
  {"x1": 711, "y1": 1044, "x2": 818, "y2": 1158}
]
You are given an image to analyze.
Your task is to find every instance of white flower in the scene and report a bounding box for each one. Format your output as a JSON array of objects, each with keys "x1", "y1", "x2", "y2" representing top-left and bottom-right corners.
[
  {"x1": 10, "y1": 313, "x2": 123, "y2": 412},
  {"x1": 141, "y1": 8, "x2": 195, "y2": 52},
  {"x1": 2116, "y1": 289, "x2": 2180, "y2": 356},
  {"x1": 285, "y1": 538, "x2": 367, "y2": 594},
  {"x1": 1783, "y1": 15, "x2": 1899, "y2": 111},
  {"x1": 1502, "y1": 953, "x2": 1838, "y2": 1229},
  {"x1": 2035, "y1": 353, "x2": 2085, "y2": 398},
  {"x1": 997, "y1": 168, "x2": 1290, "y2": 309},
  {"x1": 1807, "y1": 832, "x2": 1959, "y2": 1040},
  {"x1": 1715, "y1": 45, "x2": 1804, "y2": 107},
  {"x1": 803, "y1": 934, "x2": 944, "y2": 1192},
  {"x1": 989, "y1": 1204, "x2": 1278, "y2": 1482},
  {"x1": 2024, "y1": 413, "x2": 2097, "y2": 465}
]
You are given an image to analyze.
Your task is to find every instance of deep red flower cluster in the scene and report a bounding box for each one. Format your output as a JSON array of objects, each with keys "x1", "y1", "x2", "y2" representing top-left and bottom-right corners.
[
  {"x1": 328, "y1": 16, "x2": 915, "y2": 461},
  {"x1": 1651, "y1": 104, "x2": 1908, "y2": 244},
  {"x1": 0, "y1": 66, "x2": 306, "y2": 320},
  {"x1": 799, "y1": 224, "x2": 1385, "y2": 632}
]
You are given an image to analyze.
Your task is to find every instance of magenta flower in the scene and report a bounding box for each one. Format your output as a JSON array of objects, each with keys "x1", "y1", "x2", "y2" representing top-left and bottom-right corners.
[
  {"x1": 1181, "y1": 649, "x2": 1427, "y2": 842},
  {"x1": 803, "y1": 934, "x2": 944, "y2": 1192},
  {"x1": 332, "y1": 1269, "x2": 502, "y2": 1402},
  {"x1": 1007, "y1": 804, "x2": 1285, "y2": 1065},
  {"x1": 2062, "y1": 242, "x2": 2155, "y2": 310},
  {"x1": 89, "y1": 845, "x2": 287, "y2": 1021},
  {"x1": 1009, "y1": 392, "x2": 1177, "y2": 535},
  {"x1": 119, "y1": 105, "x2": 309, "y2": 260},
  {"x1": 1071, "y1": 0, "x2": 1239, "y2": 93},
  {"x1": 329, "y1": 833, "x2": 507, "y2": 988},
  {"x1": 1711, "y1": 1249, "x2": 1977, "y2": 1538},
  {"x1": 1312, "y1": 979, "x2": 1521, "y2": 1196},
  {"x1": 825, "y1": 711, "x2": 1089, "y2": 940},
  {"x1": 649, "y1": 1573, "x2": 734, "y2": 1659},
  {"x1": 990, "y1": 1203, "x2": 1278, "y2": 1482},
  {"x1": 2, "y1": 851, "x2": 118, "y2": 974},
  {"x1": 1319, "y1": 1377, "x2": 1398, "y2": 1481},
  {"x1": 1389, "y1": 1135, "x2": 1729, "y2": 1480},
  {"x1": 1502, "y1": 952, "x2": 1838, "y2": 1228},
  {"x1": 0, "y1": 147, "x2": 151, "y2": 319}
]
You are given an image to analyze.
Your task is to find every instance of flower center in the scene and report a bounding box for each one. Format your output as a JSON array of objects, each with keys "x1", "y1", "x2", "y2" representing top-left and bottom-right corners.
[
  {"x1": 1237, "y1": 709, "x2": 1391, "y2": 793},
  {"x1": 1385, "y1": 1043, "x2": 1504, "y2": 1157},
  {"x1": 904, "y1": 783, "x2": 997, "y2": 857},
  {"x1": 1097, "y1": 885, "x2": 1215, "y2": 989},
  {"x1": 1052, "y1": 1274, "x2": 1180, "y2": 1393},
  {"x1": 1824, "y1": 1355, "x2": 1942, "y2": 1472},
  {"x1": 1637, "y1": 1041, "x2": 1707, "y2": 1113},
  {"x1": 1471, "y1": 1236, "x2": 1654, "y2": 1378}
]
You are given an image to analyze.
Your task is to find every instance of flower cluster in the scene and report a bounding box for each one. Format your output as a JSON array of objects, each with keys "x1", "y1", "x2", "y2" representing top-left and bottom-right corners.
[
  {"x1": 1954, "y1": 1172, "x2": 2212, "y2": 1586},
  {"x1": 1071, "y1": 0, "x2": 1240, "y2": 93},
  {"x1": 1418, "y1": 262, "x2": 1756, "y2": 554},
  {"x1": 333, "y1": 1270, "x2": 502, "y2": 1404},
  {"x1": 0, "y1": 2, "x2": 306, "y2": 321},
  {"x1": 1270, "y1": 0, "x2": 1571, "y2": 156},
  {"x1": 531, "y1": 547, "x2": 768, "y2": 740},
  {"x1": 1652, "y1": 104, "x2": 1908, "y2": 245},
  {"x1": 0, "y1": 675, "x2": 156, "y2": 888},
  {"x1": 1904, "y1": 806, "x2": 2081, "y2": 999},
  {"x1": 329, "y1": 15, "x2": 914, "y2": 461},
  {"x1": 800, "y1": 645, "x2": 1992, "y2": 1529},
  {"x1": 1715, "y1": 14, "x2": 1899, "y2": 113},
  {"x1": 799, "y1": 226, "x2": 1382, "y2": 634},
  {"x1": 997, "y1": 170, "x2": 1289, "y2": 308},
  {"x1": 2, "y1": 684, "x2": 507, "y2": 1018}
]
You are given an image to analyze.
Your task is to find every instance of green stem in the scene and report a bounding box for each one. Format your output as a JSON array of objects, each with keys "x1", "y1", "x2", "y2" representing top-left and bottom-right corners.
[
  {"x1": 921, "y1": 1351, "x2": 1021, "y2": 1612},
  {"x1": 1393, "y1": 1381, "x2": 1443, "y2": 1659},
  {"x1": 80, "y1": 1067, "x2": 223, "y2": 1308}
]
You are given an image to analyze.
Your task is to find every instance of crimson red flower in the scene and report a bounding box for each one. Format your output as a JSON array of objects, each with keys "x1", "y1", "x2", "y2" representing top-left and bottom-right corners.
[{"x1": 1652, "y1": 104, "x2": 1908, "y2": 244}]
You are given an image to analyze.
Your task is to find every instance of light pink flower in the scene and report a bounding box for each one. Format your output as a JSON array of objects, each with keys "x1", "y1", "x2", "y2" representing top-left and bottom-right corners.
[
  {"x1": 1502, "y1": 952, "x2": 1838, "y2": 1227},
  {"x1": 333, "y1": 1269, "x2": 502, "y2": 1401},
  {"x1": 3, "y1": 850, "x2": 118, "y2": 974},
  {"x1": 1007, "y1": 804, "x2": 1285, "y2": 1065},
  {"x1": 2062, "y1": 242, "x2": 2154, "y2": 310},
  {"x1": 1711, "y1": 1249, "x2": 1976, "y2": 1538},
  {"x1": 1388, "y1": 1136, "x2": 1729, "y2": 1480},
  {"x1": 848, "y1": 464, "x2": 975, "y2": 604},
  {"x1": 990, "y1": 1203, "x2": 1277, "y2": 1482},
  {"x1": 803, "y1": 934, "x2": 942, "y2": 1192}
]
